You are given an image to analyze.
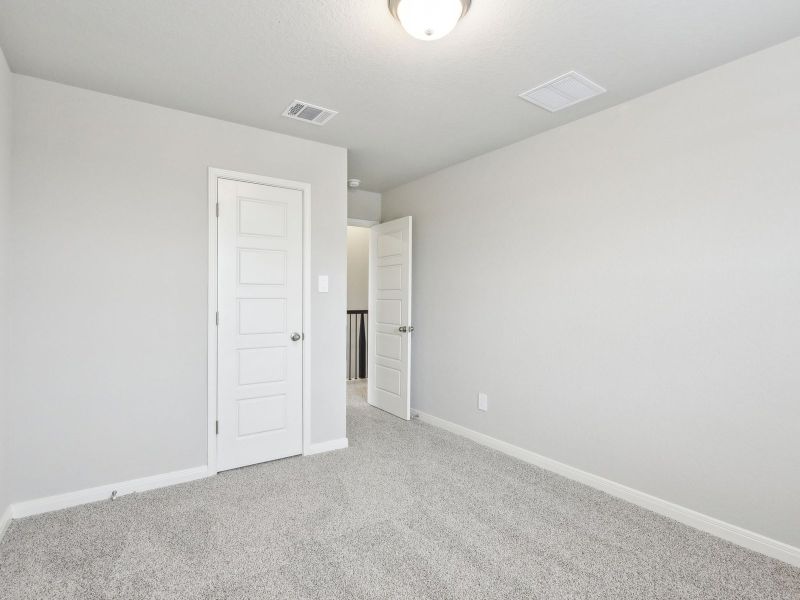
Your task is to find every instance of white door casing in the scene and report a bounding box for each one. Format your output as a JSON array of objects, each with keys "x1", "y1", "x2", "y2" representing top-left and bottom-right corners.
[
  {"x1": 368, "y1": 217, "x2": 412, "y2": 420},
  {"x1": 216, "y1": 177, "x2": 304, "y2": 471}
]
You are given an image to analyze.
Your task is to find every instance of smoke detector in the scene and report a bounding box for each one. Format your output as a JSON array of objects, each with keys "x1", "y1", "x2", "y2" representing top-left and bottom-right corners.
[
  {"x1": 348, "y1": 179, "x2": 362, "y2": 189},
  {"x1": 519, "y1": 72, "x2": 606, "y2": 112},
  {"x1": 282, "y1": 100, "x2": 338, "y2": 126}
]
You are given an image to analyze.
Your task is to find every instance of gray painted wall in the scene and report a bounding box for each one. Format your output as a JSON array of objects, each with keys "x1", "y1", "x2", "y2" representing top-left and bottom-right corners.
[
  {"x1": 346, "y1": 226, "x2": 370, "y2": 311},
  {"x1": 382, "y1": 38, "x2": 800, "y2": 547},
  {"x1": 0, "y1": 47, "x2": 11, "y2": 518},
  {"x1": 347, "y1": 190, "x2": 381, "y2": 222},
  {"x1": 8, "y1": 75, "x2": 347, "y2": 504}
]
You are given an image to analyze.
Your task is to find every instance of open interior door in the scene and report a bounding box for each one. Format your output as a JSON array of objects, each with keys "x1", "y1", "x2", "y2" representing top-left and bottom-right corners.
[{"x1": 368, "y1": 217, "x2": 412, "y2": 420}]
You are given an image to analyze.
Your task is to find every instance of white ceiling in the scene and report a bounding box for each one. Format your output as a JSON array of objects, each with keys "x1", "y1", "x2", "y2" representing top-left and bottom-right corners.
[{"x1": 1, "y1": 1, "x2": 799, "y2": 191}]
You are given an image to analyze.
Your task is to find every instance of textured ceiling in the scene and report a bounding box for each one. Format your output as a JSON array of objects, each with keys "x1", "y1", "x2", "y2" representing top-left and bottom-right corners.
[{"x1": 1, "y1": 1, "x2": 799, "y2": 191}]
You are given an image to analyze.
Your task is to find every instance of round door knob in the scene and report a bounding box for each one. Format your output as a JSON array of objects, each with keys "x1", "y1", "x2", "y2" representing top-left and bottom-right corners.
[{"x1": 291, "y1": 332, "x2": 302, "y2": 341}]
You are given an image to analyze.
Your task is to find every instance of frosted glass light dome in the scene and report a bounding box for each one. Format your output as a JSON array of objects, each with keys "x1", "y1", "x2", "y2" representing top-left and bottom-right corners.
[{"x1": 392, "y1": 0, "x2": 470, "y2": 41}]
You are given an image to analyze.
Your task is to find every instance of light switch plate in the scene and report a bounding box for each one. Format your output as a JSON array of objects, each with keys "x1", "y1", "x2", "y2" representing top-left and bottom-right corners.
[
  {"x1": 318, "y1": 275, "x2": 329, "y2": 293},
  {"x1": 478, "y1": 392, "x2": 488, "y2": 412}
]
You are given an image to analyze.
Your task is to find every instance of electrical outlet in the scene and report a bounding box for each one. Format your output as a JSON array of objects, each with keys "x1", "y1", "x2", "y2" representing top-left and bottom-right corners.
[{"x1": 478, "y1": 392, "x2": 488, "y2": 412}]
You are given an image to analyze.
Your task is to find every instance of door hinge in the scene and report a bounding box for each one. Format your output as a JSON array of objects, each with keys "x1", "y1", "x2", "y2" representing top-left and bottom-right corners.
[
  {"x1": 215, "y1": 311, "x2": 219, "y2": 326},
  {"x1": 216, "y1": 420, "x2": 219, "y2": 435},
  {"x1": 216, "y1": 202, "x2": 219, "y2": 218}
]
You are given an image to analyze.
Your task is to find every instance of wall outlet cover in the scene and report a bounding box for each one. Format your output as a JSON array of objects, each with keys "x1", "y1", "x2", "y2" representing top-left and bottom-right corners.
[{"x1": 478, "y1": 392, "x2": 488, "y2": 411}]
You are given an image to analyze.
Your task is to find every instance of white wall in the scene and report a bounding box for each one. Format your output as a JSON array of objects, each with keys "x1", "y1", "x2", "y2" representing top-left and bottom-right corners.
[
  {"x1": 0, "y1": 47, "x2": 11, "y2": 519},
  {"x1": 8, "y1": 75, "x2": 347, "y2": 504},
  {"x1": 347, "y1": 189, "x2": 381, "y2": 222},
  {"x1": 346, "y1": 226, "x2": 370, "y2": 311},
  {"x1": 383, "y1": 38, "x2": 800, "y2": 548}
]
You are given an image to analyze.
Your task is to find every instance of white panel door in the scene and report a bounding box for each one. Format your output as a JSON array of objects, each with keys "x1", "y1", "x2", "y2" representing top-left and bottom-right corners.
[
  {"x1": 368, "y1": 217, "x2": 412, "y2": 420},
  {"x1": 217, "y1": 178, "x2": 303, "y2": 471}
]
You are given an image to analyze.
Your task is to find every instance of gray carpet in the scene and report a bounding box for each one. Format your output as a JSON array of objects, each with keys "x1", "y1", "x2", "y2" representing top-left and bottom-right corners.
[{"x1": 1, "y1": 381, "x2": 798, "y2": 599}]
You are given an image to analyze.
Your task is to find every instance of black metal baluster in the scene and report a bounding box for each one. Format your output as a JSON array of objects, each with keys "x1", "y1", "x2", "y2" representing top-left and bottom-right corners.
[
  {"x1": 358, "y1": 312, "x2": 367, "y2": 379},
  {"x1": 354, "y1": 314, "x2": 358, "y2": 380},
  {"x1": 347, "y1": 312, "x2": 352, "y2": 380}
]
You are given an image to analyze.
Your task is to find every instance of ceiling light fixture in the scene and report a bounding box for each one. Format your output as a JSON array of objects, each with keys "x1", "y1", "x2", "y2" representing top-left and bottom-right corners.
[{"x1": 389, "y1": 0, "x2": 471, "y2": 41}]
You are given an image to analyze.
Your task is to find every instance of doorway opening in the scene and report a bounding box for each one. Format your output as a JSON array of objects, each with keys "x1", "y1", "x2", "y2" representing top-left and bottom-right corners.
[
  {"x1": 346, "y1": 220, "x2": 375, "y2": 381},
  {"x1": 346, "y1": 213, "x2": 414, "y2": 422}
]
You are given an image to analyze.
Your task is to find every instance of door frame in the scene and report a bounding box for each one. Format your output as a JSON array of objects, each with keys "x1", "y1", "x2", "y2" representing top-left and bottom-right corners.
[
  {"x1": 207, "y1": 167, "x2": 312, "y2": 475},
  {"x1": 347, "y1": 218, "x2": 378, "y2": 227}
]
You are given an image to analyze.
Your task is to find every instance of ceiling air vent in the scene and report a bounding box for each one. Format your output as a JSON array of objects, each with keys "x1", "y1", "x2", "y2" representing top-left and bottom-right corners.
[
  {"x1": 282, "y1": 100, "x2": 338, "y2": 126},
  {"x1": 519, "y1": 72, "x2": 606, "y2": 112}
]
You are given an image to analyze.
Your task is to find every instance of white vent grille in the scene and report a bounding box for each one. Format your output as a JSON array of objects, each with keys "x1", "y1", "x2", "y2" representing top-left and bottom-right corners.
[
  {"x1": 519, "y1": 72, "x2": 606, "y2": 112},
  {"x1": 282, "y1": 100, "x2": 338, "y2": 126}
]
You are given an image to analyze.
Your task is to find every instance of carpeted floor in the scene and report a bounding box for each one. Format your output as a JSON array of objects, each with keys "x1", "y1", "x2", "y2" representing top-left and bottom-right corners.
[{"x1": 1, "y1": 381, "x2": 798, "y2": 599}]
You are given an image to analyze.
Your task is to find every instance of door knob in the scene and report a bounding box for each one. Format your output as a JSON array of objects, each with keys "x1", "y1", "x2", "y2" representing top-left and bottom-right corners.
[
  {"x1": 398, "y1": 326, "x2": 415, "y2": 333},
  {"x1": 291, "y1": 332, "x2": 302, "y2": 341}
]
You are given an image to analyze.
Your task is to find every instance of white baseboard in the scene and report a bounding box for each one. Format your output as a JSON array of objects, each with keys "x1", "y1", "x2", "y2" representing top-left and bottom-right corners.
[
  {"x1": 304, "y1": 437, "x2": 349, "y2": 456},
  {"x1": 5, "y1": 439, "x2": 351, "y2": 523},
  {"x1": 0, "y1": 505, "x2": 12, "y2": 542},
  {"x1": 415, "y1": 410, "x2": 800, "y2": 568},
  {"x1": 11, "y1": 466, "x2": 211, "y2": 520}
]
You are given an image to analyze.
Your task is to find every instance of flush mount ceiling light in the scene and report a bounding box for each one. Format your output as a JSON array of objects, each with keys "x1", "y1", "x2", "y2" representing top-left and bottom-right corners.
[{"x1": 389, "y1": 0, "x2": 471, "y2": 41}]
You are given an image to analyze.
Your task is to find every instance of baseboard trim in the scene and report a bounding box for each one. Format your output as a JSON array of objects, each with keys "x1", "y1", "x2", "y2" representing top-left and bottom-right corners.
[
  {"x1": 0, "y1": 505, "x2": 12, "y2": 542},
  {"x1": 11, "y1": 466, "x2": 211, "y2": 520},
  {"x1": 304, "y1": 437, "x2": 349, "y2": 456},
  {"x1": 414, "y1": 410, "x2": 800, "y2": 568}
]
